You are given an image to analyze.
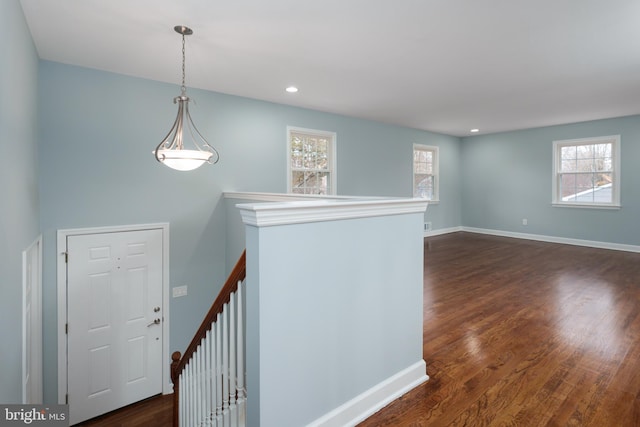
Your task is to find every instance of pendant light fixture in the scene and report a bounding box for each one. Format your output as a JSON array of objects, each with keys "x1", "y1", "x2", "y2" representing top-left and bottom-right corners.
[{"x1": 154, "y1": 25, "x2": 219, "y2": 171}]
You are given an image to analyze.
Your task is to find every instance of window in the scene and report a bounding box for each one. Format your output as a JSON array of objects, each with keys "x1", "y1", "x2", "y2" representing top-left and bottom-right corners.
[
  {"x1": 552, "y1": 135, "x2": 620, "y2": 208},
  {"x1": 413, "y1": 144, "x2": 439, "y2": 201},
  {"x1": 287, "y1": 127, "x2": 336, "y2": 195}
]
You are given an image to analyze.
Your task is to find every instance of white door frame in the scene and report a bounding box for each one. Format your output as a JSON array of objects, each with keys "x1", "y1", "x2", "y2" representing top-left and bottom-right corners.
[
  {"x1": 57, "y1": 223, "x2": 171, "y2": 404},
  {"x1": 23, "y1": 234, "x2": 43, "y2": 404}
]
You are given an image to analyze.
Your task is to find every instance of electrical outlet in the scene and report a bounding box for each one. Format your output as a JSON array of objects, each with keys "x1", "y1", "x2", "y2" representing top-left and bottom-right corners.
[
  {"x1": 172, "y1": 285, "x2": 188, "y2": 298},
  {"x1": 424, "y1": 222, "x2": 432, "y2": 231},
  {"x1": 522, "y1": 218, "x2": 528, "y2": 226}
]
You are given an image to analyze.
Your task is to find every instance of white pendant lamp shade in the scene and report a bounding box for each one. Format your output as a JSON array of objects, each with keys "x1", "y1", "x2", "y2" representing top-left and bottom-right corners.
[
  {"x1": 155, "y1": 149, "x2": 213, "y2": 172},
  {"x1": 154, "y1": 26, "x2": 219, "y2": 171}
]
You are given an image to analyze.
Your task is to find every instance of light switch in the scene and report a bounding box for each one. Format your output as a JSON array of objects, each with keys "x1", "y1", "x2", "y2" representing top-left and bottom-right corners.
[{"x1": 172, "y1": 285, "x2": 188, "y2": 298}]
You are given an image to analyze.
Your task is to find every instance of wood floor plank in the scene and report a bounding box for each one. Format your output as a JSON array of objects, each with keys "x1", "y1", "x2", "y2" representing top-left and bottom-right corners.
[
  {"x1": 73, "y1": 394, "x2": 172, "y2": 427},
  {"x1": 359, "y1": 232, "x2": 640, "y2": 427}
]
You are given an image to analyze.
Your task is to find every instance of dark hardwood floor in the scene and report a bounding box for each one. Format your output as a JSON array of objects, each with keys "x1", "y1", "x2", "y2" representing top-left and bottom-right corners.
[
  {"x1": 359, "y1": 232, "x2": 640, "y2": 426},
  {"x1": 74, "y1": 394, "x2": 172, "y2": 427},
  {"x1": 74, "y1": 232, "x2": 640, "y2": 426}
]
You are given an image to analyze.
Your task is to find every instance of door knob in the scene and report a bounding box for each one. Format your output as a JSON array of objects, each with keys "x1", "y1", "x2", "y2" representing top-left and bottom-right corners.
[
  {"x1": 153, "y1": 307, "x2": 161, "y2": 312},
  {"x1": 147, "y1": 318, "x2": 161, "y2": 327}
]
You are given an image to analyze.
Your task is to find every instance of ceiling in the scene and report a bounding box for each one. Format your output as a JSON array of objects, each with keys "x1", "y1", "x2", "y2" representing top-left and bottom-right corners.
[{"x1": 19, "y1": 0, "x2": 640, "y2": 137}]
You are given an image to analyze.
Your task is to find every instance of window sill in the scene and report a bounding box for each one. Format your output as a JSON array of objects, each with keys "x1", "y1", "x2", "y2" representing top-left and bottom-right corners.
[{"x1": 552, "y1": 203, "x2": 621, "y2": 210}]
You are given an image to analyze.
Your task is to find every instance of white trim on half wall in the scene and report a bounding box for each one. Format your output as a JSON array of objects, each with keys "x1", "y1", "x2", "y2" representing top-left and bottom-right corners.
[{"x1": 306, "y1": 360, "x2": 428, "y2": 427}]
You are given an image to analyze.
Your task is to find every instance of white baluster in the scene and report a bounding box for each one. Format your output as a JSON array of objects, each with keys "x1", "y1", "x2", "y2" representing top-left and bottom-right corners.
[
  {"x1": 186, "y1": 361, "x2": 192, "y2": 427},
  {"x1": 204, "y1": 329, "x2": 211, "y2": 426},
  {"x1": 193, "y1": 359, "x2": 198, "y2": 427},
  {"x1": 212, "y1": 323, "x2": 218, "y2": 427},
  {"x1": 200, "y1": 345, "x2": 206, "y2": 426},
  {"x1": 237, "y1": 280, "x2": 246, "y2": 426},
  {"x1": 192, "y1": 348, "x2": 200, "y2": 425},
  {"x1": 184, "y1": 361, "x2": 193, "y2": 426},
  {"x1": 182, "y1": 363, "x2": 187, "y2": 427},
  {"x1": 190, "y1": 361, "x2": 194, "y2": 427},
  {"x1": 192, "y1": 352, "x2": 197, "y2": 427},
  {"x1": 215, "y1": 314, "x2": 223, "y2": 425},
  {"x1": 179, "y1": 372, "x2": 185, "y2": 427},
  {"x1": 229, "y1": 292, "x2": 237, "y2": 426},
  {"x1": 202, "y1": 345, "x2": 207, "y2": 426},
  {"x1": 202, "y1": 335, "x2": 207, "y2": 426},
  {"x1": 222, "y1": 302, "x2": 230, "y2": 425}
]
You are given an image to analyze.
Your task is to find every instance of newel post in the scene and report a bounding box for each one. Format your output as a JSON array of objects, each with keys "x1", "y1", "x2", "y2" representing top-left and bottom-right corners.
[{"x1": 171, "y1": 351, "x2": 182, "y2": 427}]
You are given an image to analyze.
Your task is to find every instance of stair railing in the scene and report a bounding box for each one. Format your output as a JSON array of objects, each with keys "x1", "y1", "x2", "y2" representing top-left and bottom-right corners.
[{"x1": 171, "y1": 250, "x2": 247, "y2": 427}]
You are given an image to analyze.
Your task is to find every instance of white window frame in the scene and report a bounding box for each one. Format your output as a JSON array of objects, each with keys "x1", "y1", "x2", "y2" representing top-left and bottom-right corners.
[
  {"x1": 552, "y1": 135, "x2": 621, "y2": 209},
  {"x1": 287, "y1": 126, "x2": 337, "y2": 195},
  {"x1": 413, "y1": 144, "x2": 439, "y2": 202}
]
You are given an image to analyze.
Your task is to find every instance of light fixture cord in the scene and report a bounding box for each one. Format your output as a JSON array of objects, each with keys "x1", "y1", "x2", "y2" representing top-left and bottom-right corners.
[{"x1": 181, "y1": 34, "x2": 187, "y2": 96}]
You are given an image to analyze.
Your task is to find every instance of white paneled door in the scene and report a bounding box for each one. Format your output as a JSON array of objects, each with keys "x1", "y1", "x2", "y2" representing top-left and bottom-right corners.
[{"x1": 66, "y1": 229, "x2": 163, "y2": 425}]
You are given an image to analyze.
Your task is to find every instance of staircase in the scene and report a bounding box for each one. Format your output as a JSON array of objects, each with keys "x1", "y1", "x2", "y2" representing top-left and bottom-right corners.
[
  {"x1": 170, "y1": 250, "x2": 247, "y2": 427},
  {"x1": 172, "y1": 193, "x2": 428, "y2": 426}
]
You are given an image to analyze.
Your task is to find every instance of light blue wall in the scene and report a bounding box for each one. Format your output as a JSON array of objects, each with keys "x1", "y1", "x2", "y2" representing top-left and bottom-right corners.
[
  {"x1": 36, "y1": 61, "x2": 460, "y2": 402},
  {"x1": 332, "y1": 121, "x2": 461, "y2": 230},
  {"x1": 245, "y1": 211, "x2": 425, "y2": 426},
  {"x1": 0, "y1": 0, "x2": 40, "y2": 404},
  {"x1": 461, "y1": 115, "x2": 640, "y2": 245}
]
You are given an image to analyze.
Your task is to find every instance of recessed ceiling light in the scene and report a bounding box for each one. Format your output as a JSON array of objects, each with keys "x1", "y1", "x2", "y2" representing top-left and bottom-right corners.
[
  {"x1": 285, "y1": 86, "x2": 298, "y2": 93},
  {"x1": 470, "y1": 129, "x2": 480, "y2": 133}
]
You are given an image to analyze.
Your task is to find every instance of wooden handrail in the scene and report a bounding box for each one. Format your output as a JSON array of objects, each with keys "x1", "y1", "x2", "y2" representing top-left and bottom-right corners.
[{"x1": 171, "y1": 249, "x2": 246, "y2": 426}]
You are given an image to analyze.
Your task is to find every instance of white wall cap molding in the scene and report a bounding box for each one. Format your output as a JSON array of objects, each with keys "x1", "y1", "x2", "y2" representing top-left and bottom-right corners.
[
  {"x1": 237, "y1": 197, "x2": 428, "y2": 227},
  {"x1": 224, "y1": 191, "x2": 384, "y2": 203}
]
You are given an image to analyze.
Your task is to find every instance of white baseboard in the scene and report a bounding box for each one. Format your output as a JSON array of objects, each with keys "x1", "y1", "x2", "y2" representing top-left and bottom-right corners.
[
  {"x1": 424, "y1": 226, "x2": 463, "y2": 237},
  {"x1": 306, "y1": 360, "x2": 429, "y2": 427},
  {"x1": 461, "y1": 226, "x2": 640, "y2": 253},
  {"x1": 422, "y1": 226, "x2": 640, "y2": 253}
]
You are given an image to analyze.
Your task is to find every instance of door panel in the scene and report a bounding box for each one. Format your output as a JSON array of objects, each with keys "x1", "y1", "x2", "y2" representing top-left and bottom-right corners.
[{"x1": 67, "y1": 229, "x2": 163, "y2": 424}]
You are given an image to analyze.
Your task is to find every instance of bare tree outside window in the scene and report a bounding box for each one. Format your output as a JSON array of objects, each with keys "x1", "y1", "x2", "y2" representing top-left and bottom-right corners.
[
  {"x1": 413, "y1": 145, "x2": 438, "y2": 200},
  {"x1": 553, "y1": 136, "x2": 620, "y2": 207},
  {"x1": 288, "y1": 128, "x2": 336, "y2": 195}
]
